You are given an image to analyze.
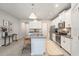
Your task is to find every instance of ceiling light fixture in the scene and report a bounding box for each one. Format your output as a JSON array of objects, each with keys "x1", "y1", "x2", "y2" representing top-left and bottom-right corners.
[
  {"x1": 29, "y1": 4, "x2": 37, "y2": 19},
  {"x1": 29, "y1": 12, "x2": 37, "y2": 19}
]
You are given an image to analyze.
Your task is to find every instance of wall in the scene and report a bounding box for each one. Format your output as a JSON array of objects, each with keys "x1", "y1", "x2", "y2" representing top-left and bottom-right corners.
[{"x1": 29, "y1": 20, "x2": 42, "y2": 29}]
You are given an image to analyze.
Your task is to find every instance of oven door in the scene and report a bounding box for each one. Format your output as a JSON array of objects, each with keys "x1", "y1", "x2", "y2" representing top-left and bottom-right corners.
[{"x1": 56, "y1": 35, "x2": 61, "y2": 44}]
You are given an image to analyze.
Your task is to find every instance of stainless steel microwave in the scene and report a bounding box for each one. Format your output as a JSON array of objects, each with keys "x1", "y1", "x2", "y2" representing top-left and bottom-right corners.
[{"x1": 58, "y1": 21, "x2": 65, "y2": 29}]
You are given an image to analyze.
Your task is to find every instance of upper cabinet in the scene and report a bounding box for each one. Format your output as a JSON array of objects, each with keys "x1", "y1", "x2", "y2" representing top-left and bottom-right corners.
[
  {"x1": 51, "y1": 9, "x2": 71, "y2": 29},
  {"x1": 59, "y1": 9, "x2": 71, "y2": 28},
  {"x1": 64, "y1": 10, "x2": 71, "y2": 27},
  {"x1": 29, "y1": 20, "x2": 42, "y2": 29}
]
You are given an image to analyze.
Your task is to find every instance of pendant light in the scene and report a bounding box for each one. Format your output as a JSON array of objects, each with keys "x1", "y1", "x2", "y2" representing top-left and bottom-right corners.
[
  {"x1": 29, "y1": 3, "x2": 37, "y2": 19},
  {"x1": 29, "y1": 13, "x2": 37, "y2": 19}
]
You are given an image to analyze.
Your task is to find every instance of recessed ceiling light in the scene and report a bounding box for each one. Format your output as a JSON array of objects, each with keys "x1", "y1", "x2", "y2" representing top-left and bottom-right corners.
[{"x1": 55, "y1": 4, "x2": 59, "y2": 7}]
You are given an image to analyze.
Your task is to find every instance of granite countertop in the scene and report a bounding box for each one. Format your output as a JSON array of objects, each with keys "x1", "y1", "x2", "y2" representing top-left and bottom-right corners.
[
  {"x1": 29, "y1": 33, "x2": 46, "y2": 38},
  {"x1": 62, "y1": 35, "x2": 72, "y2": 39},
  {"x1": 30, "y1": 36, "x2": 46, "y2": 38},
  {"x1": 54, "y1": 32, "x2": 72, "y2": 39}
]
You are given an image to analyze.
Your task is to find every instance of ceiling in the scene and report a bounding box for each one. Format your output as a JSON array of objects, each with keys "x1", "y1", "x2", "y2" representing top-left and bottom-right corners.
[{"x1": 0, "y1": 3, "x2": 71, "y2": 21}]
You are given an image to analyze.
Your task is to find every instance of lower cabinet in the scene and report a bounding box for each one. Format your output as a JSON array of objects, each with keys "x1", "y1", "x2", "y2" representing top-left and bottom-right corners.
[
  {"x1": 61, "y1": 36, "x2": 71, "y2": 54},
  {"x1": 52, "y1": 34, "x2": 56, "y2": 42},
  {"x1": 31, "y1": 37, "x2": 45, "y2": 55}
]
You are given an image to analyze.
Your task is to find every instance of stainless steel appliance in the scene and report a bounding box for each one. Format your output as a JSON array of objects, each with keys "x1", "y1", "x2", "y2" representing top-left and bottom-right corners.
[{"x1": 56, "y1": 35, "x2": 61, "y2": 44}]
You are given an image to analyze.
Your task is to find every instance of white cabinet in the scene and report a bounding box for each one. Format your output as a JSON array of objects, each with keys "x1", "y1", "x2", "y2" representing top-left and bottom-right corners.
[
  {"x1": 65, "y1": 38, "x2": 71, "y2": 53},
  {"x1": 31, "y1": 37, "x2": 45, "y2": 55},
  {"x1": 29, "y1": 20, "x2": 42, "y2": 29},
  {"x1": 71, "y1": 3, "x2": 79, "y2": 56},
  {"x1": 61, "y1": 36, "x2": 71, "y2": 53},
  {"x1": 61, "y1": 36, "x2": 65, "y2": 48},
  {"x1": 71, "y1": 34, "x2": 79, "y2": 56},
  {"x1": 51, "y1": 9, "x2": 71, "y2": 29},
  {"x1": 65, "y1": 10, "x2": 71, "y2": 27},
  {"x1": 52, "y1": 34, "x2": 56, "y2": 42}
]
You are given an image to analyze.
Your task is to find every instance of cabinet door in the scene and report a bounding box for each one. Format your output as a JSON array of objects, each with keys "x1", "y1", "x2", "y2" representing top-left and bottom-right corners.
[
  {"x1": 61, "y1": 36, "x2": 65, "y2": 48},
  {"x1": 64, "y1": 38, "x2": 71, "y2": 53},
  {"x1": 31, "y1": 38, "x2": 45, "y2": 55},
  {"x1": 71, "y1": 35, "x2": 79, "y2": 56},
  {"x1": 61, "y1": 36, "x2": 71, "y2": 53},
  {"x1": 29, "y1": 21, "x2": 42, "y2": 29},
  {"x1": 64, "y1": 9, "x2": 71, "y2": 27}
]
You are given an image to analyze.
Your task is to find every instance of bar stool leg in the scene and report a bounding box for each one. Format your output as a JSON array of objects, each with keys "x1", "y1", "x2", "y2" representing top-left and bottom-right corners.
[
  {"x1": 2, "y1": 37, "x2": 6, "y2": 46},
  {"x1": 9, "y1": 36, "x2": 10, "y2": 45},
  {"x1": 12, "y1": 35, "x2": 14, "y2": 42}
]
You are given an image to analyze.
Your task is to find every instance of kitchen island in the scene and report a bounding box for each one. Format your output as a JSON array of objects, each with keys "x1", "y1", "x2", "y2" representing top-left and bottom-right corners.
[{"x1": 31, "y1": 36, "x2": 46, "y2": 56}]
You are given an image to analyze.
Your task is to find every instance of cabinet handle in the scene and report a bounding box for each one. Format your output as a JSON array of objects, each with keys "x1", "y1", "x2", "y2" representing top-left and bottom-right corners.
[{"x1": 78, "y1": 36, "x2": 79, "y2": 40}]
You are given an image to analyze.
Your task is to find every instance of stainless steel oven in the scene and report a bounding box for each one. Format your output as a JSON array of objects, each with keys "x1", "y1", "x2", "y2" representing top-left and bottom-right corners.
[{"x1": 56, "y1": 35, "x2": 61, "y2": 44}]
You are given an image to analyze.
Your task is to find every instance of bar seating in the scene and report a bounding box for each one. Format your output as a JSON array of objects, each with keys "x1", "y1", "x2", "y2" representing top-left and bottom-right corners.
[
  {"x1": 22, "y1": 36, "x2": 31, "y2": 54},
  {"x1": 2, "y1": 33, "x2": 18, "y2": 47},
  {"x1": 0, "y1": 26, "x2": 18, "y2": 47}
]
